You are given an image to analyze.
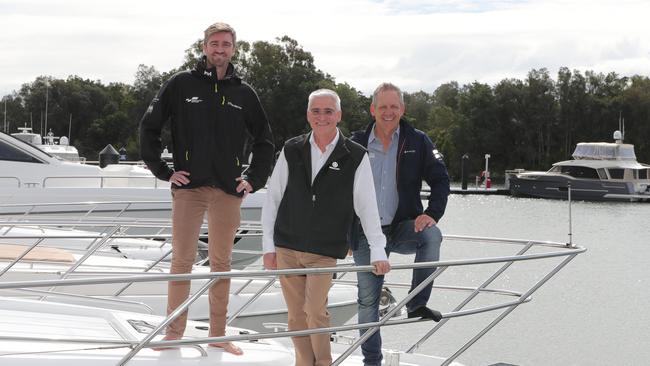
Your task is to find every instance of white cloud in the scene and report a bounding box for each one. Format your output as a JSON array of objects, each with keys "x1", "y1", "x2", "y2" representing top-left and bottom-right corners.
[{"x1": 1, "y1": 0, "x2": 649, "y2": 96}]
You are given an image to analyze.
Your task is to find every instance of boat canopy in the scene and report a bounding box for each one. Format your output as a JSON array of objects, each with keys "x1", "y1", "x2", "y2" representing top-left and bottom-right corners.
[{"x1": 572, "y1": 142, "x2": 636, "y2": 161}]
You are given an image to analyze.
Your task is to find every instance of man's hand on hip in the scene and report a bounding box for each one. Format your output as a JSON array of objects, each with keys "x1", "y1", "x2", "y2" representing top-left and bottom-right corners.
[
  {"x1": 169, "y1": 171, "x2": 190, "y2": 186},
  {"x1": 235, "y1": 177, "x2": 252, "y2": 199}
]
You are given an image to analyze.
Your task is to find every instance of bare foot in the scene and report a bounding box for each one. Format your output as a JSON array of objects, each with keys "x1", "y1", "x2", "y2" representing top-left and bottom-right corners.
[
  {"x1": 209, "y1": 342, "x2": 244, "y2": 355},
  {"x1": 152, "y1": 335, "x2": 181, "y2": 351}
]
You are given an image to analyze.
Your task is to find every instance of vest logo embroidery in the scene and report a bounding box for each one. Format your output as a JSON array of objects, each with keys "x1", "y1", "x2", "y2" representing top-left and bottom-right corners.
[
  {"x1": 329, "y1": 161, "x2": 340, "y2": 170},
  {"x1": 185, "y1": 97, "x2": 203, "y2": 104}
]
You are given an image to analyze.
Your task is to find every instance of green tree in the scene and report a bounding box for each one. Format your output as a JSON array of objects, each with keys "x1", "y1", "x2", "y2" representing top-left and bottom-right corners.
[
  {"x1": 621, "y1": 76, "x2": 650, "y2": 162},
  {"x1": 335, "y1": 83, "x2": 371, "y2": 135},
  {"x1": 403, "y1": 91, "x2": 433, "y2": 132},
  {"x1": 494, "y1": 78, "x2": 528, "y2": 171},
  {"x1": 522, "y1": 68, "x2": 557, "y2": 168},
  {"x1": 235, "y1": 36, "x2": 332, "y2": 148}
]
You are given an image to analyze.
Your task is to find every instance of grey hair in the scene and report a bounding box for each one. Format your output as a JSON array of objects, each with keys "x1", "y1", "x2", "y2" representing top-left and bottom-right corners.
[
  {"x1": 308, "y1": 89, "x2": 341, "y2": 111},
  {"x1": 372, "y1": 82, "x2": 404, "y2": 105},
  {"x1": 204, "y1": 22, "x2": 237, "y2": 45}
]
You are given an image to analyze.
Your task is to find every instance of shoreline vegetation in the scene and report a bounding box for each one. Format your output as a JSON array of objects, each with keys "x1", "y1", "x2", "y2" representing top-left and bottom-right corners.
[{"x1": 2, "y1": 36, "x2": 649, "y2": 179}]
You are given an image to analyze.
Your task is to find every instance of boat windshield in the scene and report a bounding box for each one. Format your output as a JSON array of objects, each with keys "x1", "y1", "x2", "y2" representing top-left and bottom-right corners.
[
  {"x1": 551, "y1": 165, "x2": 600, "y2": 179},
  {"x1": 0, "y1": 138, "x2": 44, "y2": 163}
]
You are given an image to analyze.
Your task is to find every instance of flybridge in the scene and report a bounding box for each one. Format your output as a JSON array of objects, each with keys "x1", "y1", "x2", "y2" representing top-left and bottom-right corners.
[{"x1": 572, "y1": 142, "x2": 637, "y2": 161}]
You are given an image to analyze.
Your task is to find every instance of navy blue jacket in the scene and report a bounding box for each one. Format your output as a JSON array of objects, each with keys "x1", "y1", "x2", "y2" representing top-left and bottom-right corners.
[{"x1": 351, "y1": 119, "x2": 450, "y2": 225}]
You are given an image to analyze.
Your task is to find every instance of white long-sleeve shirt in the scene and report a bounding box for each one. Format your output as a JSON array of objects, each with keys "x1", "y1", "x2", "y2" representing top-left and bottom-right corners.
[{"x1": 261, "y1": 130, "x2": 388, "y2": 263}]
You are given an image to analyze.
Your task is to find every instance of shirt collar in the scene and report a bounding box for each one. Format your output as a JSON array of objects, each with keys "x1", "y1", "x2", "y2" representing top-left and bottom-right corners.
[
  {"x1": 368, "y1": 124, "x2": 400, "y2": 145},
  {"x1": 309, "y1": 129, "x2": 340, "y2": 151}
]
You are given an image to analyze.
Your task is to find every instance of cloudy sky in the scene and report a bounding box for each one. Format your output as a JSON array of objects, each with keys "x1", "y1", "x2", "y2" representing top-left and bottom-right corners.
[{"x1": 1, "y1": 0, "x2": 649, "y2": 97}]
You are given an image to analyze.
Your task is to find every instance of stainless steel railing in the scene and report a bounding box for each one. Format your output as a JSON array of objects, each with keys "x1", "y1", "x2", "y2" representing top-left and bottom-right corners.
[{"x1": 0, "y1": 231, "x2": 586, "y2": 365}]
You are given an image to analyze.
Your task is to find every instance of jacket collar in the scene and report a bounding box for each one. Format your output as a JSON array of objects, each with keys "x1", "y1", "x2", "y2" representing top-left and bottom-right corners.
[
  {"x1": 358, "y1": 119, "x2": 412, "y2": 148},
  {"x1": 194, "y1": 56, "x2": 241, "y2": 84}
]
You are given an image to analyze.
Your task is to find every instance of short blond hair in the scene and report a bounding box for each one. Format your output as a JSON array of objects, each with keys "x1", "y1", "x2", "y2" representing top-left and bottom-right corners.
[{"x1": 203, "y1": 22, "x2": 236, "y2": 45}]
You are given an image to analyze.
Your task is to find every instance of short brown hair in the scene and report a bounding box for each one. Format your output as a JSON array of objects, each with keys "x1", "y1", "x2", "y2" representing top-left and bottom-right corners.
[{"x1": 203, "y1": 22, "x2": 236, "y2": 45}]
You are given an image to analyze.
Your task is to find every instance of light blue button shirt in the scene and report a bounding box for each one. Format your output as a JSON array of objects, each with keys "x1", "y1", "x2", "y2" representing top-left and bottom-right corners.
[{"x1": 367, "y1": 126, "x2": 399, "y2": 226}]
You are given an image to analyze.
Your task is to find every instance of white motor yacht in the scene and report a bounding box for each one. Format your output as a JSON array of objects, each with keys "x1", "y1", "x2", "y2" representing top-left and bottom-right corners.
[
  {"x1": 0, "y1": 131, "x2": 264, "y2": 220},
  {"x1": 508, "y1": 130, "x2": 650, "y2": 201},
  {"x1": 11, "y1": 126, "x2": 83, "y2": 162}
]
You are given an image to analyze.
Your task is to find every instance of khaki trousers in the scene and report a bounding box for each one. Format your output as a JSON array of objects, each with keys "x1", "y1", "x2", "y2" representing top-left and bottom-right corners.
[
  {"x1": 276, "y1": 247, "x2": 336, "y2": 366},
  {"x1": 166, "y1": 186, "x2": 241, "y2": 338}
]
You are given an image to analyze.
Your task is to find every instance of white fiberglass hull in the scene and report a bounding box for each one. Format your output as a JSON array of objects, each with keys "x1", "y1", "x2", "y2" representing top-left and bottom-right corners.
[{"x1": 0, "y1": 298, "x2": 294, "y2": 366}]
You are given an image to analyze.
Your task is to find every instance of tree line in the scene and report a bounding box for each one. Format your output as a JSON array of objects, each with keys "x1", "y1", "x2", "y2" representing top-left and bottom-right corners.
[{"x1": 2, "y1": 36, "x2": 649, "y2": 180}]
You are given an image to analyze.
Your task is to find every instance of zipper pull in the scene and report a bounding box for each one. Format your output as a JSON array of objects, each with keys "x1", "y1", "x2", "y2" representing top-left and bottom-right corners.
[
  {"x1": 214, "y1": 83, "x2": 218, "y2": 93},
  {"x1": 312, "y1": 194, "x2": 316, "y2": 206}
]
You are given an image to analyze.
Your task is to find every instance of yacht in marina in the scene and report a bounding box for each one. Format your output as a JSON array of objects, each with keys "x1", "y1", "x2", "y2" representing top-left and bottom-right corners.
[
  {"x1": 508, "y1": 130, "x2": 650, "y2": 201},
  {"x1": 0, "y1": 131, "x2": 264, "y2": 220},
  {"x1": 11, "y1": 126, "x2": 83, "y2": 162}
]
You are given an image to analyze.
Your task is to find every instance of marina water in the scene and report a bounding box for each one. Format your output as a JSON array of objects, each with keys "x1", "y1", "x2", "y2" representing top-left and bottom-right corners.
[{"x1": 343, "y1": 194, "x2": 649, "y2": 366}]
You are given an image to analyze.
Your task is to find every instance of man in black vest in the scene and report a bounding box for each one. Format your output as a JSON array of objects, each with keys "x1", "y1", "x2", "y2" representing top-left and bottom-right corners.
[{"x1": 261, "y1": 89, "x2": 390, "y2": 366}]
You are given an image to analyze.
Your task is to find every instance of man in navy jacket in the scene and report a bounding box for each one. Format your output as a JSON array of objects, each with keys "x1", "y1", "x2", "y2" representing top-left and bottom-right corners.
[{"x1": 351, "y1": 82, "x2": 450, "y2": 366}]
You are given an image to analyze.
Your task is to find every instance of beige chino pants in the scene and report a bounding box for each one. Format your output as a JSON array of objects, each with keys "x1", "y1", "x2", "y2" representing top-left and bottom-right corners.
[
  {"x1": 166, "y1": 186, "x2": 241, "y2": 338},
  {"x1": 276, "y1": 247, "x2": 337, "y2": 366}
]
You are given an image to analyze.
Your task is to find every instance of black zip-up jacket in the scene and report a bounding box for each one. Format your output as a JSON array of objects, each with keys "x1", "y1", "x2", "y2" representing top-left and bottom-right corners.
[
  {"x1": 139, "y1": 59, "x2": 274, "y2": 194},
  {"x1": 351, "y1": 119, "x2": 450, "y2": 224}
]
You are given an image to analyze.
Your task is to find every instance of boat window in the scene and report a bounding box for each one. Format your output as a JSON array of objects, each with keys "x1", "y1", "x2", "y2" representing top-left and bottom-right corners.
[
  {"x1": 0, "y1": 140, "x2": 43, "y2": 163},
  {"x1": 560, "y1": 166, "x2": 599, "y2": 179},
  {"x1": 638, "y1": 169, "x2": 648, "y2": 180},
  {"x1": 597, "y1": 169, "x2": 608, "y2": 179},
  {"x1": 608, "y1": 168, "x2": 624, "y2": 179}
]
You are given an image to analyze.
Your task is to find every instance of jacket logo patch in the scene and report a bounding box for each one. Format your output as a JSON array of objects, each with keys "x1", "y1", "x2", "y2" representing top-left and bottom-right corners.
[
  {"x1": 227, "y1": 101, "x2": 243, "y2": 110},
  {"x1": 185, "y1": 97, "x2": 203, "y2": 104},
  {"x1": 203, "y1": 70, "x2": 212, "y2": 77},
  {"x1": 432, "y1": 149, "x2": 444, "y2": 160},
  {"x1": 403, "y1": 149, "x2": 416, "y2": 154},
  {"x1": 329, "y1": 161, "x2": 340, "y2": 170}
]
